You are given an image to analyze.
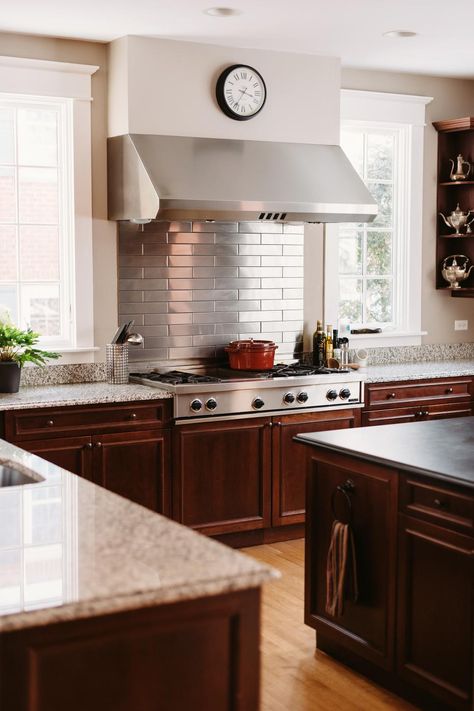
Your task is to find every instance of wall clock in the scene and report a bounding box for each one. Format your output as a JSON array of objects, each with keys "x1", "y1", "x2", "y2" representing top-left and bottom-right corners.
[{"x1": 215, "y1": 64, "x2": 267, "y2": 121}]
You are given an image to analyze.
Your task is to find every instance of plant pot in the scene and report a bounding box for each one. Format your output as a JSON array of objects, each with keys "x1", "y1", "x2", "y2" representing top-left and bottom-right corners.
[{"x1": 0, "y1": 362, "x2": 21, "y2": 393}]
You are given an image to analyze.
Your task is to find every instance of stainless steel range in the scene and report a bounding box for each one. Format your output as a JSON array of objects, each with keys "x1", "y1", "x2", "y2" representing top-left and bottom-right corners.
[{"x1": 130, "y1": 363, "x2": 365, "y2": 423}]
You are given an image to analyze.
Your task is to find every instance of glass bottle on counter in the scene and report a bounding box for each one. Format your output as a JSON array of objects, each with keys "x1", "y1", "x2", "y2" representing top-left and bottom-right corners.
[
  {"x1": 332, "y1": 328, "x2": 341, "y2": 362},
  {"x1": 325, "y1": 324, "x2": 334, "y2": 364},
  {"x1": 312, "y1": 320, "x2": 326, "y2": 367}
]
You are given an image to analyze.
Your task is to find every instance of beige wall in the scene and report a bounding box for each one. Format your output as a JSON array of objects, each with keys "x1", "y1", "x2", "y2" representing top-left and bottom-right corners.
[
  {"x1": 0, "y1": 32, "x2": 117, "y2": 360},
  {"x1": 342, "y1": 68, "x2": 474, "y2": 344}
]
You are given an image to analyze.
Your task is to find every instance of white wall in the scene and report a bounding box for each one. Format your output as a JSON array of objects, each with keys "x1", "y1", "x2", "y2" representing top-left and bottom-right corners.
[{"x1": 108, "y1": 36, "x2": 341, "y2": 145}]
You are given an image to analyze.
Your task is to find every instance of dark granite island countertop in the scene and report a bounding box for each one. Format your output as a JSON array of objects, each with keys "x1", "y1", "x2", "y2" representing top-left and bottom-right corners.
[{"x1": 295, "y1": 416, "x2": 474, "y2": 489}]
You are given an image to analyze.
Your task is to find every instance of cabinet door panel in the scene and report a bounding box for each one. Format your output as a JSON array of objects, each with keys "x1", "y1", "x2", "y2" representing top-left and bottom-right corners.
[
  {"x1": 92, "y1": 430, "x2": 170, "y2": 514},
  {"x1": 272, "y1": 409, "x2": 360, "y2": 527},
  {"x1": 397, "y1": 515, "x2": 474, "y2": 709},
  {"x1": 173, "y1": 418, "x2": 271, "y2": 535},
  {"x1": 23, "y1": 436, "x2": 93, "y2": 480}
]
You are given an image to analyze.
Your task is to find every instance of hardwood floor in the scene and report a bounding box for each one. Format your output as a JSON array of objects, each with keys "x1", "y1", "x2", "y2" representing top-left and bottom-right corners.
[{"x1": 245, "y1": 539, "x2": 418, "y2": 711}]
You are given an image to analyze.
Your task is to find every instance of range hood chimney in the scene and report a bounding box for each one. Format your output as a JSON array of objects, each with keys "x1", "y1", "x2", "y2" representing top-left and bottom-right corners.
[{"x1": 107, "y1": 134, "x2": 377, "y2": 224}]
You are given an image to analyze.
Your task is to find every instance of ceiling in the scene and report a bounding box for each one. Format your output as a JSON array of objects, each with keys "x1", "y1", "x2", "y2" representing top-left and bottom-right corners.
[{"x1": 2, "y1": 0, "x2": 474, "y2": 78}]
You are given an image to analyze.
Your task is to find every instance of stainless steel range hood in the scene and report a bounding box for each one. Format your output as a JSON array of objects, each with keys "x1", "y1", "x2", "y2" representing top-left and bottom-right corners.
[{"x1": 107, "y1": 134, "x2": 377, "y2": 224}]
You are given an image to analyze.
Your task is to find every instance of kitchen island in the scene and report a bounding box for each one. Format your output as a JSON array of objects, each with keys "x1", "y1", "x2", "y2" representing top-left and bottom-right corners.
[
  {"x1": 296, "y1": 417, "x2": 474, "y2": 711},
  {"x1": 0, "y1": 438, "x2": 276, "y2": 711}
]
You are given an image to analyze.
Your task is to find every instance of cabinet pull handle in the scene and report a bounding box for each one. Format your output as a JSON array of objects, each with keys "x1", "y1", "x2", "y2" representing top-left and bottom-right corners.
[
  {"x1": 387, "y1": 392, "x2": 396, "y2": 399},
  {"x1": 84, "y1": 442, "x2": 93, "y2": 450},
  {"x1": 46, "y1": 419, "x2": 54, "y2": 427},
  {"x1": 129, "y1": 413, "x2": 137, "y2": 420},
  {"x1": 95, "y1": 442, "x2": 102, "y2": 448},
  {"x1": 445, "y1": 387, "x2": 453, "y2": 394},
  {"x1": 433, "y1": 498, "x2": 445, "y2": 508}
]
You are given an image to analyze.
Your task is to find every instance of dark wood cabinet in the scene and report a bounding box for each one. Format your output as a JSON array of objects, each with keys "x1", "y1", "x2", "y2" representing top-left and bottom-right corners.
[
  {"x1": 305, "y1": 451, "x2": 398, "y2": 671},
  {"x1": 271, "y1": 409, "x2": 360, "y2": 527},
  {"x1": 25, "y1": 435, "x2": 94, "y2": 481},
  {"x1": 93, "y1": 430, "x2": 170, "y2": 514},
  {"x1": 397, "y1": 515, "x2": 474, "y2": 710},
  {"x1": 172, "y1": 417, "x2": 272, "y2": 535}
]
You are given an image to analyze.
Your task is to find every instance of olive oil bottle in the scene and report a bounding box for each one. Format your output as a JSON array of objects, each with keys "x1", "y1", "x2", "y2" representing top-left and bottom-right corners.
[
  {"x1": 312, "y1": 320, "x2": 326, "y2": 367},
  {"x1": 325, "y1": 324, "x2": 334, "y2": 365}
]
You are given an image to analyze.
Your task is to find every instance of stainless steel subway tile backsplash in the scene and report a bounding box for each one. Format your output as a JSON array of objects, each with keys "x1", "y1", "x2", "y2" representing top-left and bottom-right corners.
[{"x1": 117, "y1": 220, "x2": 304, "y2": 361}]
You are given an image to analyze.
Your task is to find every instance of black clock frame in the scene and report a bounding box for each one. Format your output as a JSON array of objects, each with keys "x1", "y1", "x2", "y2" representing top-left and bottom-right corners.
[{"x1": 215, "y1": 64, "x2": 267, "y2": 121}]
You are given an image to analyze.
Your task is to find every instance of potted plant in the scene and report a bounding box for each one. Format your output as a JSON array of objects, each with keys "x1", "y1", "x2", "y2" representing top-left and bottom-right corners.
[{"x1": 0, "y1": 319, "x2": 60, "y2": 393}]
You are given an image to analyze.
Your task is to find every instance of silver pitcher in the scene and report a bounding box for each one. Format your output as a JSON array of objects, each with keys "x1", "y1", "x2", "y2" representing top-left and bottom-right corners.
[
  {"x1": 441, "y1": 254, "x2": 474, "y2": 289},
  {"x1": 439, "y1": 203, "x2": 473, "y2": 235},
  {"x1": 449, "y1": 154, "x2": 471, "y2": 181}
]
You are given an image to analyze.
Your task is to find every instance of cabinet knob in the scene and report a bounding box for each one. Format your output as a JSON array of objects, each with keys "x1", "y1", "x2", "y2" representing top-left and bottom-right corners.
[
  {"x1": 445, "y1": 387, "x2": 453, "y2": 394},
  {"x1": 387, "y1": 392, "x2": 396, "y2": 399},
  {"x1": 46, "y1": 419, "x2": 54, "y2": 427},
  {"x1": 433, "y1": 498, "x2": 445, "y2": 508},
  {"x1": 129, "y1": 412, "x2": 137, "y2": 420},
  {"x1": 84, "y1": 442, "x2": 93, "y2": 450},
  {"x1": 95, "y1": 441, "x2": 102, "y2": 448}
]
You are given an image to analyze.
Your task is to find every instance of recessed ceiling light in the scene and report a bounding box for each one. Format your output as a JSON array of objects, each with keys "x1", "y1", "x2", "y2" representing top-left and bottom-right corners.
[
  {"x1": 203, "y1": 7, "x2": 241, "y2": 17},
  {"x1": 383, "y1": 30, "x2": 417, "y2": 38}
]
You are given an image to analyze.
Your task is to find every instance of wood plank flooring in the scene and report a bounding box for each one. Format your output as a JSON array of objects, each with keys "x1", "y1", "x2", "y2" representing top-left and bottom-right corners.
[{"x1": 245, "y1": 539, "x2": 419, "y2": 711}]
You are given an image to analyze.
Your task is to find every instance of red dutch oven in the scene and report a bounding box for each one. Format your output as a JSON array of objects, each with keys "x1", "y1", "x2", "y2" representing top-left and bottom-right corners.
[{"x1": 225, "y1": 339, "x2": 278, "y2": 370}]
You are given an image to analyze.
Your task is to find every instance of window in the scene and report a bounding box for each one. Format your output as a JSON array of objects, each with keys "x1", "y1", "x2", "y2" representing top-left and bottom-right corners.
[
  {"x1": 325, "y1": 90, "x2": 432, "y2": 346},
  {"x1": 0, "y1": 56, "x2": 98, "y2": 357},
  {"x1": 0, "y1": 95, "x2": 73, "y2": 345}
]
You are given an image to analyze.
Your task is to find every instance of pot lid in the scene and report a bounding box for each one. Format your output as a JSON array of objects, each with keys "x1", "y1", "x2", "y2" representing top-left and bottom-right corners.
[{"x1": 226, "y1": 339, "x2": 278, "y2": 351}]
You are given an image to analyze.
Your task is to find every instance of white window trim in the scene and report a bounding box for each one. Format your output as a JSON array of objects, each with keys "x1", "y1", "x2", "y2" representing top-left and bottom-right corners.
[
  {"x1": 0, "y1": 55, "x2": 98, "y2": 360},
  {"x1": 325, "y1": 89, "x2": 432, "y2": 348}
]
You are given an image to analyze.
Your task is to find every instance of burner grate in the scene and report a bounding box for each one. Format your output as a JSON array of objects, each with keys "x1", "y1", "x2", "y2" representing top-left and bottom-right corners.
[{"x1": 130, "y1": 370, "x2": 221, "y2": 385}]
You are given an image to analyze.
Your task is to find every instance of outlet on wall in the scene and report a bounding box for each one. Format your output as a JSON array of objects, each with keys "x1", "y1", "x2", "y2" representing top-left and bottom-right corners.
[{"x1": 454, "y1": 320, "x2": 468, "y2": 331}]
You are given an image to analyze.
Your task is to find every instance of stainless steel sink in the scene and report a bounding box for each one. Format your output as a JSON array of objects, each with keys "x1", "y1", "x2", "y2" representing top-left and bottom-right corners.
[{"x1": 0, "y1": 464, "x2": 40, "y2": 487}]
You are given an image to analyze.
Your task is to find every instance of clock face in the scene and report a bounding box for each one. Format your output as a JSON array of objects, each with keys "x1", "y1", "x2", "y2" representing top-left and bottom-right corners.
[{"x1": 216, "y1": 65, "x2": 266, "y2": 121}]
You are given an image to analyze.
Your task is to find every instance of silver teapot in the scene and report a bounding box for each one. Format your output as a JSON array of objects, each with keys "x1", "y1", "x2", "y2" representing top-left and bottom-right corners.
[
  {"x1": 441, "y1": 254, "x2": 473, "y2": 289},
  {"x1": 449, "y1": 154, "x2": 471, "y2": 181},
  {"x1": 439, "y1": 203, "x2": 473, "y2": 235}
]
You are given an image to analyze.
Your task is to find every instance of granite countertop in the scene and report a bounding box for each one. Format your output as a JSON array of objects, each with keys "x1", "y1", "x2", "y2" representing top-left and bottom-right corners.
[
  {"x1": 0, "y1": 439, "x2": 277, "y2": 633},
  {"x1": 295, "y1": 417, "x2": 474, "y2": 489},
  {"x1": 363, "y1": 360, "x2": 474, "y2": 383},
  {"x1": 0, "y1": 382, "x2": 173, "y2": 411}
]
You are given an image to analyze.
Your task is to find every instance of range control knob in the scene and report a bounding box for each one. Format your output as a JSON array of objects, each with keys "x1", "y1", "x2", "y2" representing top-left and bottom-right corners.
[
  {"x1": 252, "y1": 397, "x2": 265, "y2": 410},
  {"x1": 326, "y1": 389, "x2": 338, "y2": 401},
  {"x1": 283, "y1": 392, "x2": 295, "y2": 404},
  {"x1": 205, "y1": 398, "x2": 218, "y2": 411},
  {"x1": 339, "y1": 388, "x2": 351, "y2": 400},
  {"x1": 190, "y1": 399, "x2": 203, "y2": 412},
  {"x1": 297, "y1": 391, "x2": 309, "y2": 403}
]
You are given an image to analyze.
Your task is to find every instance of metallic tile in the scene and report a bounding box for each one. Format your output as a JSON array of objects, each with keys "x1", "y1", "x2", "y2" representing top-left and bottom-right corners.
[
  {"x1": 283, "y1": 223, "x2": 305, "y2": 234},
  {"x1": 283, "y1": 288, "x2": 304, "y2": 299},
  {"x1": 239, "y1": 310, "x2": 282, "y2": 322},
  {"x1": 215, "y1": 300, "x2": 260, "y2": 312},
  {"x1": 262, "y1": 321, "x2": 301, "y2": 332},
  {"x1": 145, "y1": 313, "x2": 192, "y2": 325},
  {"x1": 193, "y1": 267, "x2": 237, "y2": 278},
  {"x1": 283, "y1": 310, "x2": 304, "y2": 321},
  {"x1": 120, "y1": 255, "x2": 167, "y2": 267},
  {"x1": 168, "y1": 279, "x2": 214, "y2": 290},
  {"x1": 194, "y1": 312, "x2": 238, "y2": 324},
  {"x1": 169, "y1": 346, "x2": 217, "y2": 359},
  {"x1": 169, "y1": 301, "x2": 214, "y2": 313},
  {"x1": 168, "y1": 232, "x2": 214, "y2": 244},
  {"x1": 130, "y1": 348, "x2": 169, "y2": 361},
  {"x1": 215, "y1": 278, "x2": 260, "y2": 289},
  {"x1": 144, "y1": 290, "x2": 192, "y2": 302},
  {"x1": 144, "y1": 243, "x2": 192, "y2": 256},
  {"x1": 283, "y1": 331, "x2": 304, "y2": 342},
  {"x1": 238, "y1": 244, "x2": 282, "y2": 256},
  {"x1": 193, "y1": 221, "x2": 237, "y2": 233},
  {"x1": 239, "y1": 221, "x2": 282, "y2": 233},
  {"x1": 215, "y1": 233, "x2": 260, "y2": 245},
  {"x1": 137, "y1": 325, "x2": 169, "y2": 337},
  {"x1": 261, "y1": 256, "x2": 302, "y2": 267},
  {"x1": 261, "y1": 278, "x2": 303, "y2": 289},
  {"x1": 283, "y1": 245, "x2": 304, "y2": 255},
  {"x1": 118, "y1": 291, "x2": 144, "y2": 303},
  {"x1": 147, "y1": 336, "x2": 193, "y2": 348},
  {"x1": 261, "y1": 299, "x2": 303, "y2": 310},
  {"x1": 238, "y1": 289, "x2": 281, "y2": 300},
  {"x1": 120, "y1": 302, "x2": 167, "y2": 313},
  {"x1": 193, "y1": 289, "x2": 238, "y2": 301},
  {"x1": 239, "y1": 267, "x2": 282, "y2": 278},
  {"x1": 119, "y1": 267, "x2": 143, "y2": 279},
  {"x1": 169, "y1": 256, "x2": 214, "y2": 267},
  {"x1": 120, "y1": 279, "x2": 167, "y2": 291},
  {"x1": 192, "y1": 244, "x2": 238, "y2": 256},
  {"x1": 169, "y1": 324, "x2": 215, "y2": 336},
  {"x1": 283, "y1": 267, "x2": 304, "y2": 278},
  {"x1": 136, "y1": 232, "x2": 168, "y2": 244},
  {"x1": 261, "y1": 233, "x2": 304, "y2": 245},
  {"x1": 118, "y1": 241, "x2": 143, "y2": 256},
  {"x1": 167, "y1": 221, "x2": 193, "y2": 232},
  {"x1": 144, "y1": 267, "x2": 192, "y2": 278},
  {"x1": 192, "y1": 334, "x2": 234, "y2": 346},
  {"x1": 259, "y1": 331, "x2": 282, "y2": 341},
  {"x1": 215, "y1": 256, "x2": 260, "y2": 266},
  {"x1": 117, "y1": 313, "x2": 144, "y2": 326},
  {"x1": 216, "y1": 322, "x2": 260, "y2": 335}
]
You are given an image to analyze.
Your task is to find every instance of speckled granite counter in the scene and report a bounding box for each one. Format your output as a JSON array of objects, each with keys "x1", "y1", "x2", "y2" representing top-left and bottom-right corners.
[
  {"x1": 364, "y1": 359, "x2": 474, "y2": 383},
  {"x1": 0, "y1": 438, "x2": 277, "y2": 633},
  {"x1": 0, "y1": 382, "x2": 173, "y2": 411}
]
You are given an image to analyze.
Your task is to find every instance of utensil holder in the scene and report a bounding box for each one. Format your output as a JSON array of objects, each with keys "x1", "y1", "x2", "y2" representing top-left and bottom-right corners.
[{"x1": 106, "y1": 344, "x2": 129, "y2": 384}]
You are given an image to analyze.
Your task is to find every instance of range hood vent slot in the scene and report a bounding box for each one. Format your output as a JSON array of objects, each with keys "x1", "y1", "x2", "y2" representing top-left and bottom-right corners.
[{"x1": 107, "y1": 134, "x2": 377, "y2": 224}]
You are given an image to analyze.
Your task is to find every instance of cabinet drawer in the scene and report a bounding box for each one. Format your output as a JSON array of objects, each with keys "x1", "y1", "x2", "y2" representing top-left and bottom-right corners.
[
  {"x1": 5, "y1": 400, "x2": 172, "y2": 441},
  {"x1": 399, "y1": 475, "x2": 474, "y2": 535},
  {"x1": 366, "y1": 378, "x2": 472, "y2": 408},
  {"x1": 362, "y1": 402, "x2": 472, "y2": 427}
]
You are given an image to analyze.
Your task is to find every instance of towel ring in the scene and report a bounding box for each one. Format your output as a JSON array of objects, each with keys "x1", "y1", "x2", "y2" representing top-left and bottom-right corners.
[{"x1": 331, "y1": 479, "x2": 355, "y2": 523}]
